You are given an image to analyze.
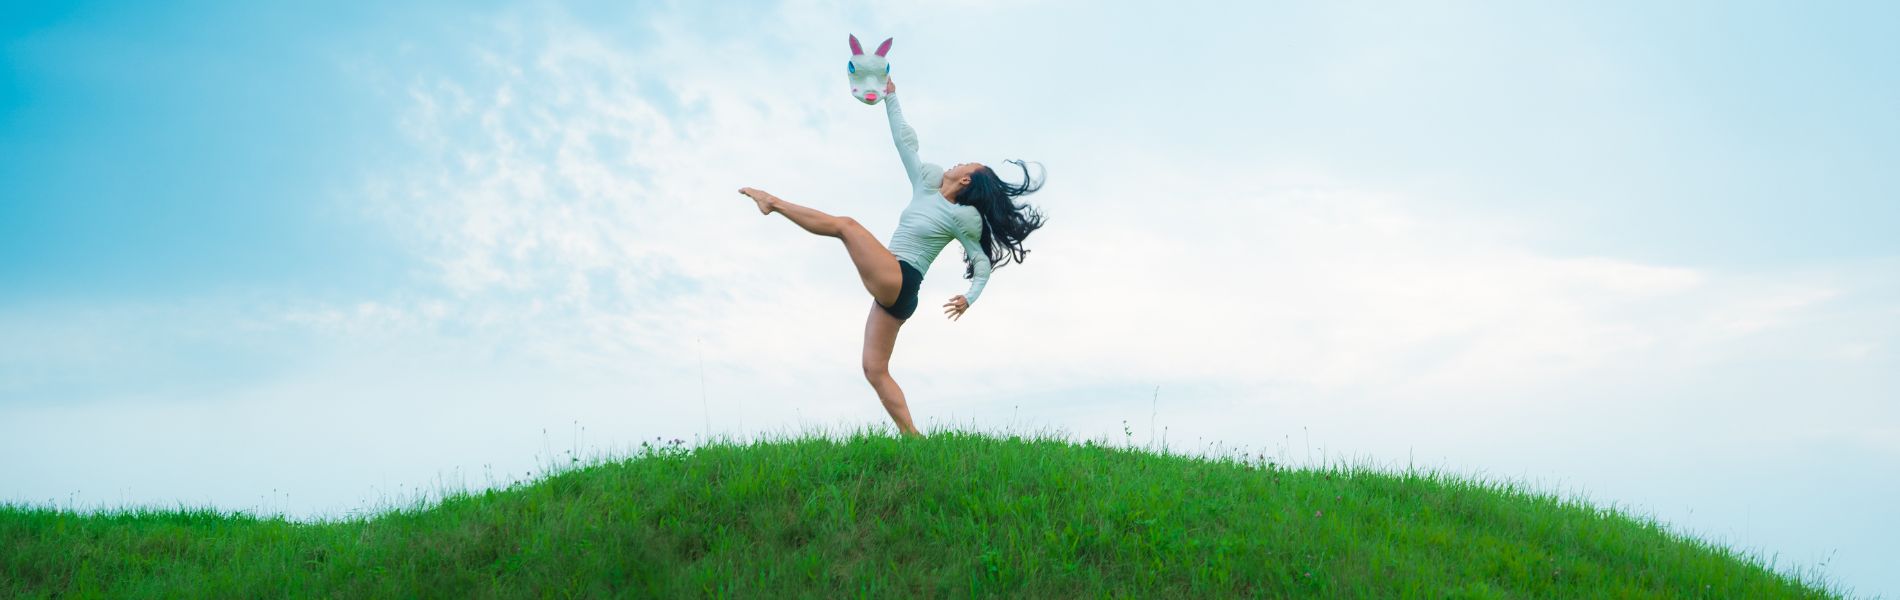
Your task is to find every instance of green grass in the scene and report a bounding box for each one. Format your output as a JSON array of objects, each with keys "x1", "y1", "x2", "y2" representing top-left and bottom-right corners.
[{"x1": 1, "y1": 430, "x2": 1844, "y2": 599}]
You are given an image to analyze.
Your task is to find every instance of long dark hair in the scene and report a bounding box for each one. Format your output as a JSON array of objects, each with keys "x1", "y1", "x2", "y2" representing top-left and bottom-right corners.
[{"x1": 957, "y1": 160, "x2": 1047, "y2": 279}]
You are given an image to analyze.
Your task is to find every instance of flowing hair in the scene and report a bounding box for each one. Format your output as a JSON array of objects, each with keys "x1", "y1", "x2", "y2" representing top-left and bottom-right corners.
[{"x1": 956, "y1": 159, "x2": 1048, "y2": 279}]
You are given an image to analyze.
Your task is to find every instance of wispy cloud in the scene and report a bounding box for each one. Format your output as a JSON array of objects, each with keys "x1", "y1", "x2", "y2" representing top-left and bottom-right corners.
[{"x1": 345, "y1": 5, "x2": 1878, "y2": 405}]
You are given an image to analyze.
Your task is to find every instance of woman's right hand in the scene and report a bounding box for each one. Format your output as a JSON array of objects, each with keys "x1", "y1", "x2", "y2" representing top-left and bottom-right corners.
[
  {"x1": 942, "y1": 295, "x2": 968, "y2": 321},
  {"x1": 885, "y1": 77, "x2": 895, "y2": 96}
]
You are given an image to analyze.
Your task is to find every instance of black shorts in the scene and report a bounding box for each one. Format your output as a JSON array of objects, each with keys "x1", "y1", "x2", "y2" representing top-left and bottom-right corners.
[{"x1": 879, "y1": 261, "x2": 924, "y2": 320}]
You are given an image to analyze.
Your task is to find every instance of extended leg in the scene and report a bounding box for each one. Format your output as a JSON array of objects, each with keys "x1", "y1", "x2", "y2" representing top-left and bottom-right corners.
[
  {"x1": 740, "y1": 188, "x2": 903, "y2": 306},
  {"x1": 862, "y1": 302, "x2": 920, "y2": 436}
]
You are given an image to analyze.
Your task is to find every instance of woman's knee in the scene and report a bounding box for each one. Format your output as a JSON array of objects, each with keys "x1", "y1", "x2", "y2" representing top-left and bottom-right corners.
[
  {"x1": 840, "y1": 216, "x2": 870, "y2": 236},
  {"x1": 862, "y1": 359, "x2": 889, "y2": 382}
]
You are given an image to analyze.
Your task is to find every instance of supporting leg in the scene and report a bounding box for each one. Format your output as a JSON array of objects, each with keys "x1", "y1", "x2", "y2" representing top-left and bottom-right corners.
[
  {"x1": 740, "y1": 187, "x2": 903, "y2": 306},
  {"x1": 862, "y1": 302, "x2": 920, "y2": 436}
]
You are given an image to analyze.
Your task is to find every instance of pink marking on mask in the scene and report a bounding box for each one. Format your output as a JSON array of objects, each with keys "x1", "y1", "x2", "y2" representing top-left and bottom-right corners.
[{"x1": 864, "y1": 92, "x2": 878, "y2": 102}]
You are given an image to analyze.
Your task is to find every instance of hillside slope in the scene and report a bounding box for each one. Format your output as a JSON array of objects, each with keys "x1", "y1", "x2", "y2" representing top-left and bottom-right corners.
[{"x1": 1, "y1": 431, "x2": 1839, "y2": 598}]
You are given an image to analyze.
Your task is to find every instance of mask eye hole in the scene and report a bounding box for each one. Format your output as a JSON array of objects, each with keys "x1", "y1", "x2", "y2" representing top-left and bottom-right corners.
[
  {"x1": 885, "y1": 64, "x2": 890, "y2": 74},
  {"x1": 848, "y1": 61, "x2": 856, "y2": 74}
]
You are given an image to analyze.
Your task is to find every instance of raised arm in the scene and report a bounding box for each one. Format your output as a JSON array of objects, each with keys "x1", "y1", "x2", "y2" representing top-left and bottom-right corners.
[{"x1": 884, "y1": 93, "x2": 925, "y2": 188}]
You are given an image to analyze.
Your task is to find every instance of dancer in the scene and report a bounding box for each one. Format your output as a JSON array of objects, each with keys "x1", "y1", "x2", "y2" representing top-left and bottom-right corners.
[{"x1": 738, "y1": 78, "x2": 1046, "y2": 436}]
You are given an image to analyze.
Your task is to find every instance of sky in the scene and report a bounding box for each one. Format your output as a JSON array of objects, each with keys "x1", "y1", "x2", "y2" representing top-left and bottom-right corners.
[{"x1": 2, "y1": 0, "x2": 1896, "y2": 594}]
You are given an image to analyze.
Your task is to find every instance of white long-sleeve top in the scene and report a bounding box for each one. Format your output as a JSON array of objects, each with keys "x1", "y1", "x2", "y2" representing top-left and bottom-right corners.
[{"x1": 883, "y1": 94, "x2": 993, "y2": 305}]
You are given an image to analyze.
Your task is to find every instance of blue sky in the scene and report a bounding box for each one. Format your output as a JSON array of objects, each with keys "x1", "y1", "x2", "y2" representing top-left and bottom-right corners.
[{"x1": 4, "y1": 0, "x2": 1897, "y2": 594}]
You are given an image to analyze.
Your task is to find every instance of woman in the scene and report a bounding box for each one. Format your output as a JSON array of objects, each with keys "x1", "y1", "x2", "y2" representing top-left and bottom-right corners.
[{"x1": 737, "y1": 78, "x2": 1046, "y2": 436}]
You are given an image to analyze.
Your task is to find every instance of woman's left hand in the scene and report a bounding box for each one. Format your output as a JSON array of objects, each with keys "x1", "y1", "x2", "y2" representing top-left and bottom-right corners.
[{"x1": 942, "y1": 295, "x2": 969, "y2": 321}]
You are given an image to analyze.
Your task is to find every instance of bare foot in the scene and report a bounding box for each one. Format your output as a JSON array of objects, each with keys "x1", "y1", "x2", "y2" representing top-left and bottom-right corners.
[{"x1": 737, "y1": 187, "x2": 776, "y2": 215}]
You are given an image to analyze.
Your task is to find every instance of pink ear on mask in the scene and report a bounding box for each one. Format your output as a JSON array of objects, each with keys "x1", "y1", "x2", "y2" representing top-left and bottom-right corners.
[
  {"x1": 849, "y1": 34, "x2": 864, "y2": 56},
  {"x1": 875, "y1": 38, "x2": 893, "y2": 57}
]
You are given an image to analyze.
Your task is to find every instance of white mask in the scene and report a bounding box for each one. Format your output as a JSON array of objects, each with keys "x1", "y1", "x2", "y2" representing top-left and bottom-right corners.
[{"x1": 846, "y1": 34, "x2": 892, "y2": 105}]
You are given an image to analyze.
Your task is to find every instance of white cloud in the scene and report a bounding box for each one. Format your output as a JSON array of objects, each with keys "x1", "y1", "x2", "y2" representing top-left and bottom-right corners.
[{"x1": 342, "y1": 4, "x2": 1878, "y2": 407}]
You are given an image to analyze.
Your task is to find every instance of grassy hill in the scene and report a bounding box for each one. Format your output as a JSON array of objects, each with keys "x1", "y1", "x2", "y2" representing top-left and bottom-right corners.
[{"x1": 1, "y1": 431, "x2": 1841, "y2": 598}]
